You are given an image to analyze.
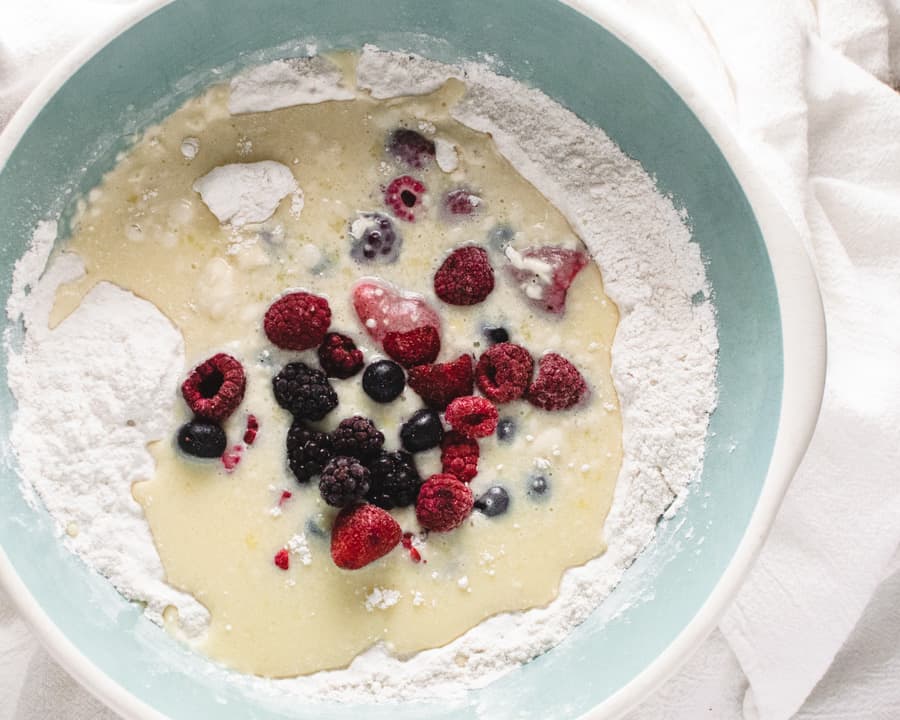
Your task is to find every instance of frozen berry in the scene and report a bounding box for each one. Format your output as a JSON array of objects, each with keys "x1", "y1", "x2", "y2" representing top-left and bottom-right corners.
[
  {"x1": 272, "y1": 362, "x2": 338, "y2": 420},
  {"x1": 444, "y1": 396, "x2": 498, "y2": 439},
  {"x1": 331, "y1": 503, "x2": 402, "y2": 570},
  {"x1": 475, "y1": 342, "x2": 534, "y2": 403},
  {"x1": 400, "y1": 408, "x2": 444, "y2": 452},
  {"x1": 362, "y1": 360, "x2": 406, "y2": 403},
  {"x1": 444, "y1": 188, "x2": 481, "y2": 216},
  {"x1": 319, "y1": 456, "x2": 370, "y2": 508},
  {"x1": 434, "y1": 246, "x2": 494, "y2": 305},
  {"x1": 497, "y1": 418, "x2": 516, "y2": 442},
  {"x1": 353, "y1": 279, "x2": 441, "y2": 344},
  {"x1": 331, "y1": 416, "x2": 384, "y2": 462},
  {"x1": 528, "y1": 475, "x2": 549, "y2": 497},
  {"x1": 366, "y1": 451, "x2": 422, "y2": 509},
  {"x1": 274, "y1": 548, "x2": 290, "y2": 570},
  {"x1": 264, "y1": 292, "x2": 332, "y2": 351},
  {"x1": 406, "y1": 354, "x2": 474, "y2": 410},
  {"x1": 317, "y1": 332, "x2": 364, "y2": 379},
  {"x1": 506, "y1": 246, "x2": 588, "y2": 314},
  {"x1": 349, "y1": 212, "x2": 401, "y2": 264},
  {"x1": 386, "y1": 128, "x2": 435, "y2": 168},
  {"x1": 181, "y1": 353, "x2": 246, "y2": 421},
  {"x1": 527, "y1": 353, "x2": 588, "y2": 411},
  {"x1": 475, "y1": 486, "x2": 510, "y2": 517},
  {"x1": 385, "y1": 175, "x2": 425, "y2": 222},
  {"x1": 488, "y1": 224, "x2": 515, "y2": 252},
  {"x1": 483, "y1": 326, "x2": 509, "y2": 344},
  {"x1": 383, "y1": 325, "x2": 440, "y2": 368},
  {"x1": 286, "y1": 420, "x2": 333, "y2": 483},
  {"x1": 440, "y1": 431, "x2": 479, "y2": 483},
  {"x1": 416, "y1": 474, "x2": 473, "y2": 532},
  {"x1": 177, "y1": 419, "x2": 227, "y2": 458}
]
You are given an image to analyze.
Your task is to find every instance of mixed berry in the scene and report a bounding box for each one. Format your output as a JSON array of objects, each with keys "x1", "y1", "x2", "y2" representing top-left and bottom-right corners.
[{"x1": 173, "y1": 125, "x2": 593, "y2": 572}]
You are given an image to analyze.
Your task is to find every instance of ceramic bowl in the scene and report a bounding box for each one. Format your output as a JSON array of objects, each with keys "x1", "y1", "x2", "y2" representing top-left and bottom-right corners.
[{"x1": 0, "y1": 1, "x2": 825, "y2": 718}]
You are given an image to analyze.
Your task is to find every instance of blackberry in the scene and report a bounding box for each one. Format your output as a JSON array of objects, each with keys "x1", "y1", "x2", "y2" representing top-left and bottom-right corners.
[
  {"x1": 177, "y1": 419, "x2": 226, "y2": 458},
  {"x1": 475, "y1": 486, "x2": 510, "y2": 517},
  {"x1": 331, "y1": 416, "x2": 385, "y2": 462},
  {"x1": 319, "y1": 456, "x2": 370, "y2": 508},
  {"x1": 349, "y1": 212, "x2": 401, "y2": 264},
  {"x1": 386, "y1": 128, "x2": 435, "y2": 168},
  {"x1": 366, "y1": 451, "x2": 422, "y2": 509},
  {"x1": 318, "y1": 332, "x2": 364, "y2": 379},
  {"x1": 362, "y1": 360, "x2": 405, "y2": 403},
  {"x1": 286, "y1": 420, "x2": 333, "y2": 483},
  {"x1": 400, "y1": 408, "x2": 444, "y2": 453},
  {"x1": 272, "y1": 361, "x2": 338, "y2": 420}
]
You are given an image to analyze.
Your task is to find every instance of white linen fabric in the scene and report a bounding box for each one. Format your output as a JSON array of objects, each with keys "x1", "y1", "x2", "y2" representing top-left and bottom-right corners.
[{"x1": 2, "y1": 1, "x2": 899, "y2": 719}]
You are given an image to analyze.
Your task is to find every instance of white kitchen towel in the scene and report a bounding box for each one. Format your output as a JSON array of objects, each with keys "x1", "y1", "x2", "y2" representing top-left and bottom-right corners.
[{"x1": 2, "y1": 2, "x2": 900, "y2": 719}]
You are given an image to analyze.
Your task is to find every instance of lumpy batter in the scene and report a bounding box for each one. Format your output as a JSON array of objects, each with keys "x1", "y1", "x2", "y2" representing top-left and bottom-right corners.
[{"x1": 50, "y1": 54, "x2": 622, "y2": 677}]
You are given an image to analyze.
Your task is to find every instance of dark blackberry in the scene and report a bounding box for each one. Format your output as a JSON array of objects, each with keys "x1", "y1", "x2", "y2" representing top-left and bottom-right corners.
[
  {"x1": 497, "y1": 418, "x2": 516, "y2": 442},
  {"x1": 349, "y1": 212, "x2": 401, "y2": 264},
  {"x1": 286, "y1": 420, "x2": 333, "y2": 483},
  {"x1": 400, "y1": 408, "x2": 444, "y2": 452},
  {"x1": 362, "y1": 360, "x2": 406, "y2": 403},
  {"x1": 177, "y1": 419, "x2": 226, "y2": 458},
  {"x1": 366, "y1": 451, "x2": 422, "y2": 509},
  {"x1": 318, "y1": 332, "x2": 364, "y2": 379},
  {"x1": 475, "y1": 486, "x2": 510, "y2": 517},
  {"x1": 483, "y1": 326, "x2": 509, "y2": 344},
  {"x1": 386, "y1": 128, "x2": 435, "y2": 168},
  {"x1": 272, "y1": 361, "x2": 338, "y2": 420},
  {"x1": 318, "y1": 456, "x2": 370, "y2": 508},
  {"x1": 331, "y1": 416, "x2": 385, "y2": 462}
]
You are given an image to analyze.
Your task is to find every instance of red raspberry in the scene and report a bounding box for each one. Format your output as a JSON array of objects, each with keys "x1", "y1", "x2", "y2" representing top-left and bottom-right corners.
[
  {"x1": 527, "y1": 353, "x2": 589, "y2": 410},
  {"x1": 416, "y1": 474, "x2": 474, "y2": 532},
  {"x1": 274, "y1": 548, "x2": 290, "y2": 570},
  {"x1": 181, "y1": 353, "x2": 246, "y2": 421},
  {"x1": 264, "y1": 292, "x2": 332, "y2": 351},
  {"x1": 330, "y1": 503, "x2": 402, "y2": 570},
  {"x1": 383, "y1": 325, "x2": 440, "y2": 368},
  {"x1": 444, "y1": 396, "x2": 499, "y2": 439},
  {"x1": 475, "y1": 342, "x2": 534, "y2": 403},
  {"x1": 385, "y1": 175, "x2": 426, "y2": 222},
  {"x1": 352, "y1": 279, "x2": 441, "y2": 344},
  {"x1": 440, "y1": 431, "x2": 479, "y2": 483},
  {"x1": 506, "y1": 247, "x2": 588, "y2": 314},
  {"x1": 434, "y1": 246, "x2": 494, "y2": 305},
  {"x1": 406, "y1": 354, "x2": 474, "y2": 409},
  {"x1": 444, "y1": 188, "x2": 481, "y2": 216},
  {"x1": 317, "y1": 332, "x2": 364, "y2": 378}
]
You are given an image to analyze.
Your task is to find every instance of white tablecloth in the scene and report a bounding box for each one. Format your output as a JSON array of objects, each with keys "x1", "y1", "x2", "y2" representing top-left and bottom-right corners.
[{"x1": 2, "y1": 1, "x2": 899, "y2": 718}]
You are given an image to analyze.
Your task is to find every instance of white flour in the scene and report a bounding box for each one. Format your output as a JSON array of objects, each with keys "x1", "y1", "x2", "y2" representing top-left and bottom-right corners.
[
  {"x1": 192, "y1": 161, "x2": 300, "y2": 227},
  {"x1": 5, "y1": 47, "x2": 717, "y2": 701}
]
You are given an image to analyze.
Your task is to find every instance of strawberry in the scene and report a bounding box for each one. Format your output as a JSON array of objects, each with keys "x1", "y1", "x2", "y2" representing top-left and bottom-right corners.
[
  {"x1": 506, "y1": 246, "x2": 588, "y2": 314},
  {"x1": 352, "y1": 279, "x2": 441, "y2": 344},
  {"x1": 383, "y1": 326, "x2": 440, "y2": 367},
  {"x1": 330, "y1": 503, "x2": 402, "y2": 570},
  {"x1": 407, "y1": 354, "x2": 474, "y2": 409},
  {"x1": 527, "y1": 353, "x2": 589, "y2": 410}
]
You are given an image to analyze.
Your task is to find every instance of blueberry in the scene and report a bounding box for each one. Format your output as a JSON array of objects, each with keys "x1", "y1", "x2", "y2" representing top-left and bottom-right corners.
[
  {"x1": 177, "y1": 419, "x2": 226, "y2": 459},
  {"x1": 305, "y1": 516, "x2": 327, "y2": 538},
  {"x1": 488, "y1": 224, "x2": 515, "y2": 252},
  {"x1": 483, "y1": 326, "x2": 509, "y2": 344},
  {"x1": 386, "y1": 128, "x2": 435, "y2": 168},
  {"x1": 497, "y1": 418, "x2": 516, "y2": 442},
  {"x1": 400, "y1": 409, "x2": 444, "y2": 453},
  {"x1": 349, "y1": 212, "x2": 401, "y2": 264},
  {"x1": 475, "y1": 486, "x2": 510, "y2": 517},
  {"x1": 528, "y1": 475, "x2": 549, "y2": 497},
  {"x1": 362, "y1": 360, "x2": 406, "y2": 403}
]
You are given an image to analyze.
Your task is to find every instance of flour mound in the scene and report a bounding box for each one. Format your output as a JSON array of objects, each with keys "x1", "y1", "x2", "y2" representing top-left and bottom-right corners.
[{"x1": 193, "y1": 161, "x2": 298, "y2": 227}]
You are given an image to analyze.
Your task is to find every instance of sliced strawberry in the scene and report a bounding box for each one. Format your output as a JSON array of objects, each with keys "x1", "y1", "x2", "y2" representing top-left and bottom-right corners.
[
  {"x1": 407, "y1": 354, "x2": 474, "y2": 409},
  {"x1": 506, "y1": 247, "x2": 588, "y2": 314},
  {"x1": 383, "y1": 326, "x2": 440, "y2": 367},
  {"x1": 352, "y1": 279, "x2": 441, "y2": 344}
]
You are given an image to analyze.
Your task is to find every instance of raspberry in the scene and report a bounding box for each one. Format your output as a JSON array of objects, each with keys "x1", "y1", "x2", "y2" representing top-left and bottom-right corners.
[
  {"x1": 406, "y1": 354, "x2": 474, "y2": 409},
  {"x1": 317, "y1": 332, "x2": 364, "y2": 379},
  {"x1": 319, "y1": 456, "x2": 370, "y2": 508},
  {"x1": 506, "y1": 247, "x2": 588, "y2": 314},
  {"x1": 181, "y1": 353, "x2": 246, "y2": 421},
  {"x1": 475, "y1": 342, "x2": 534, "y2": 403},
  {"x1": 385, "y1": 175, "x2": 425, "y2": 222},
  {"x1": 415, "y1": 474, "x2": 474, "y2": 532},
  {"x1": 434, "y1": 246, "x2": 494, "y2": 305},
  {"x1": 330, "y1": 503, "x2": 402, "y2": 569},
  {"x1": 383, "y1": 325, "x2": 440, "y2": 368},
  {"x1": 353, "y1": 279, "x2": 441, "y2": 344},
  {"x1": 386, "y1": 128, "x2": 435, "y2": 168},
  {"x1": 444, "y1": 396, "x2": 499, "y2": 439},
  {"x1": 527, "y1": 353, "x2": 589, "y2": 410},
  {"x1": 264, "y1": 292, "x2": 332, "y2": 351},
  {"x1": 444, "y1": 188, "x2": 481, "y2": 216},
  {"x1": 272, "y1": 362, "x2": 338, "y2": 420},
  {"x1": 286, "y1": 420, "x2": 333, "y2": 483},
  {"x1": 440, "y1": 431, "x2": 479, "y2": 483},
  {"x1": 349, "y1": 212, "x2": 401, "y2": 264},
  {"x1": 331, "y1": 416, "x2": 384, "y2": 462},
  {"x1": 366, "y1": 451, "x2": 422, "y2": 509},
  {"x1": 274, "y1": 548, "x2": 290, "y2": 570}
]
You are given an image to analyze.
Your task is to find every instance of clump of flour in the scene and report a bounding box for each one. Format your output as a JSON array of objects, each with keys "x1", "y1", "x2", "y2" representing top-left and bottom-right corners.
[
  {"x1": 192, "y1": 161, "x2": 300, "y2": 227},
  {"x1": 229, "y1": 56, "x2": 355, "y2": 113},
  {"x1": 6, "y1": 47, "x2": 717, "y2": 701}
]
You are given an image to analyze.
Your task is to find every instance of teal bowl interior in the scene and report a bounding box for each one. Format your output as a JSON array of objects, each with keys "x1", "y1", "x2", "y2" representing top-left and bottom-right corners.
[{"x1": 0, "y1": 1, "x2": 781, "y2": 718}]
